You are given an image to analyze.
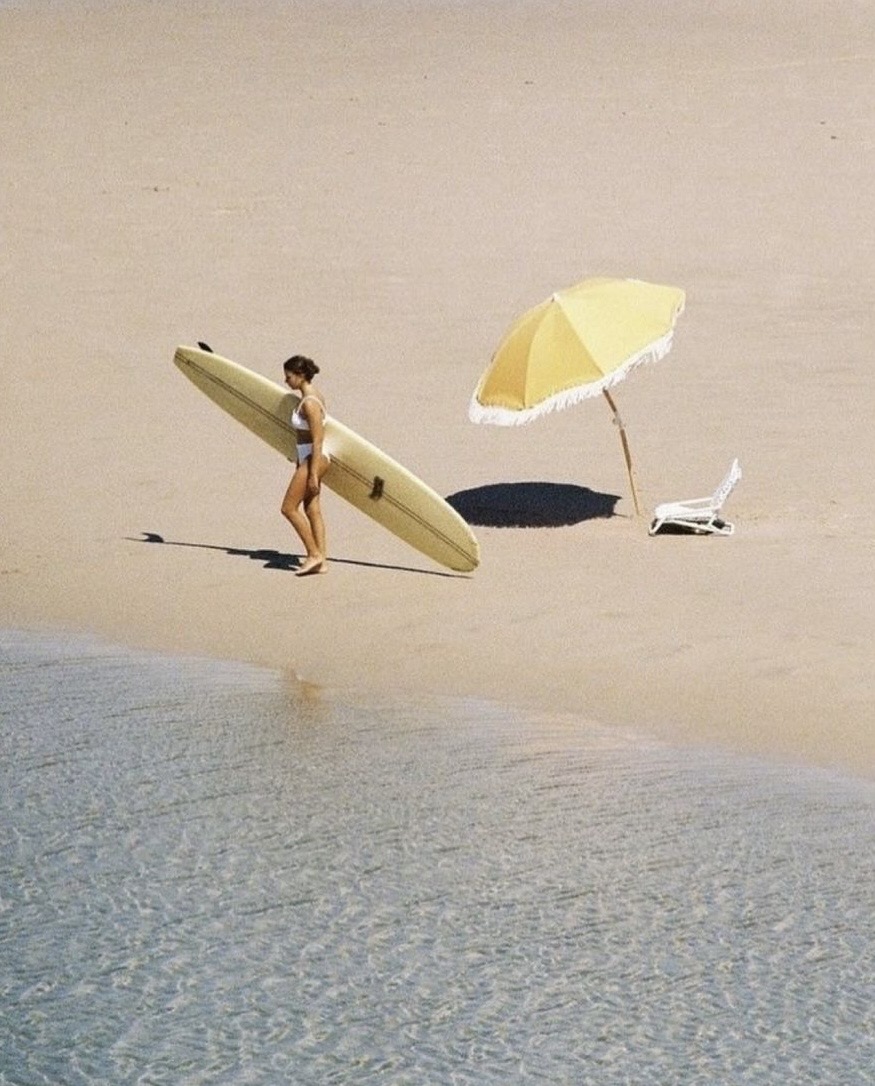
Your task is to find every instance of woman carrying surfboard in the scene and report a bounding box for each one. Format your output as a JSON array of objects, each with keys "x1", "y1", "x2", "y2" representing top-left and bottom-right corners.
[{"x1": 281, "y1": 356, "x2": 330, "y2": 576}]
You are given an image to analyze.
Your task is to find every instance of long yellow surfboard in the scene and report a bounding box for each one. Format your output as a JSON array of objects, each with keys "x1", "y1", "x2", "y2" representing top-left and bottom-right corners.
[{"x1": 173, "y1": 346, "x2": 480, "y2": 572}]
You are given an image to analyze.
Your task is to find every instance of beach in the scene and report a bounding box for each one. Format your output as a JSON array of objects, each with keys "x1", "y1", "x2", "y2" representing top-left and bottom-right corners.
[{"x1": 2, "y1": 0, "x2": 874, "y2": 777}]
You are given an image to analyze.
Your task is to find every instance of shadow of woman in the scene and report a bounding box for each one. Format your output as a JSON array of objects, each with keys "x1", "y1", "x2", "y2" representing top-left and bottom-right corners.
[
  {"x1": 130, "y1": 533, "x2": 460, "y2": 577},
  {"x1": 446, "y1": 482, "x2": 620, "y2": 528}
]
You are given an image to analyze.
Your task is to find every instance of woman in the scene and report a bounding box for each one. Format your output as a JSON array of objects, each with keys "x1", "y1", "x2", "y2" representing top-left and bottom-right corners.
[{"x1": 281, "y1": 355, "x2": 330, "y2": 575}]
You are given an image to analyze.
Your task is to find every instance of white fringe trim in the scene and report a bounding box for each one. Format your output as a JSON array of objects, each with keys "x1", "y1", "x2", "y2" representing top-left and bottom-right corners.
[{"x1": 468, "y1": 326, "x2": 678, "y2": 427}]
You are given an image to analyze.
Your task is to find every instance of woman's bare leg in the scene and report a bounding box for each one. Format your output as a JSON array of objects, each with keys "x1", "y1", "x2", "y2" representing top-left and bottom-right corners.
[
  {"x1": 282, "y1": 455, "x2": 330, "y2": 575},
  {"x1": 305, "y1": 493, "x2": 327, "y2": 566},
  {"x1": 281, "y1": 466, "x2": 320, "y2": 561},
  {"x1": 304, "y1": 453, "x2": 330, "y2": 568}
]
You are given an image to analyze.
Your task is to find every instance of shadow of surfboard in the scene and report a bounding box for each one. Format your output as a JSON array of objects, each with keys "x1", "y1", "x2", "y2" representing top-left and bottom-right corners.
[
  {"x1": 446, "y1": 482, "x2": 620, "y2": 528},
  {"x1": 129, "y1": 533, "x2": 463, "y2": 578}
]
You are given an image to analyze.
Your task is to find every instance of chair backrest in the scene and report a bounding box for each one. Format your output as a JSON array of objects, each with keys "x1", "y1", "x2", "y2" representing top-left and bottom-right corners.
[{"x1": 713, "y1": 458, "x2": 741, "y2": 508}]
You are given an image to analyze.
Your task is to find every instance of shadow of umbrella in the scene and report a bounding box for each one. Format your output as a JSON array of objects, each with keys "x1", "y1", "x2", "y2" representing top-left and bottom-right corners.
[{"x1": 446, "y1": 482, "x2": 620, "y2": 528}]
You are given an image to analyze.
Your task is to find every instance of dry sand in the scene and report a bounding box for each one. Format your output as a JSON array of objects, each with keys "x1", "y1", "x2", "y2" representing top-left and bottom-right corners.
[{"x1": 3, "y1": 0, "x2": 873, "y2": 777}]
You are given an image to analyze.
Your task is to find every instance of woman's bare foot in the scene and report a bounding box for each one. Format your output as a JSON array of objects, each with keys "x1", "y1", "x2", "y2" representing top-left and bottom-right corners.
[{"x1": 296, "y1": 556, "x2": 328, "y2": 576}]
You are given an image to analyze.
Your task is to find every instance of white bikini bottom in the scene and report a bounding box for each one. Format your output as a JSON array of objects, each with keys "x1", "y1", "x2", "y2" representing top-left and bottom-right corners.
[{"x1": 296, "y1": 443, "x2": 330, "y2": 467}]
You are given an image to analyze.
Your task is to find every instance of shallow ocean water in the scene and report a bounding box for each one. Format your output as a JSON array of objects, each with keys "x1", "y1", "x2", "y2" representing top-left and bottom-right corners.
[{"x1": 1, "y1": 628, "x2": 873, "y2": 1085}]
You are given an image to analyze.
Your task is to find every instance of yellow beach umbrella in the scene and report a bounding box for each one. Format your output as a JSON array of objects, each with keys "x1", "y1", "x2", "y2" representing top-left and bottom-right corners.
[{"x1": 468, "y1": 277, "x2": 686, "y2": 515}]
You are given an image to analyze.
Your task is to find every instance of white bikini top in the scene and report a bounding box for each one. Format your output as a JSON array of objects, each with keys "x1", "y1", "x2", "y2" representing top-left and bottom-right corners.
[{"x1": 291, "y1": 395, "x2": 326, "y2": 433}]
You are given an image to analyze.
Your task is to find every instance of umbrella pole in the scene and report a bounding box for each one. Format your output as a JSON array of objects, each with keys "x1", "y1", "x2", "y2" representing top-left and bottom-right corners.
[{"x1": 602, "y1": 389, "x2": 641, "y2": 516}]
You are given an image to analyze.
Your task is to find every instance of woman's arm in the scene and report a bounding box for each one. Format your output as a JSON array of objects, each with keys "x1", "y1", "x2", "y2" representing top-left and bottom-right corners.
[{"x1": 303, "y1": 399, "x2": 326, "y2": 485}]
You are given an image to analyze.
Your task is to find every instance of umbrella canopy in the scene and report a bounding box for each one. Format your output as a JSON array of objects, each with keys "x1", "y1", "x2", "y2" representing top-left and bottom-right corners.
[{"x1": 468, "y1": 277, "x2": 685, "y2": 514}]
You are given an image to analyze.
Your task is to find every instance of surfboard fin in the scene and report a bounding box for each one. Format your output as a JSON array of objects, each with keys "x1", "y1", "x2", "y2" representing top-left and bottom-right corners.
[
  {"x1": 197, "y1": 341, "x2": 214, "y2": 353},
  {"x1": 369, "y1": 476, "x2": 385, "y2": 500}
]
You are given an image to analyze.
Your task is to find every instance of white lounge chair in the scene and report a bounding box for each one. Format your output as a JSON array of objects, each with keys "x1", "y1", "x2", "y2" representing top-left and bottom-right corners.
[{"x1": 649, "y1": 459, "x2": 741, "y2": 536}]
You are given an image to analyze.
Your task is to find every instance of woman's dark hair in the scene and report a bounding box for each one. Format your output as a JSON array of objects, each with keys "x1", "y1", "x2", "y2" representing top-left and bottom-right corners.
[{"x1": 283, "y1": 355, "x2": 320, "y2": 381}]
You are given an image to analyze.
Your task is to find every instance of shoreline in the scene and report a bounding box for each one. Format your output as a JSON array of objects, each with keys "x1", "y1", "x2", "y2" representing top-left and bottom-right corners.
[
  {"x1": 5, "y1": 621, "x2": 873, "y2": 790},
  {"x1": 3, "y1": 516, "x2": 872, "y2": 781}
]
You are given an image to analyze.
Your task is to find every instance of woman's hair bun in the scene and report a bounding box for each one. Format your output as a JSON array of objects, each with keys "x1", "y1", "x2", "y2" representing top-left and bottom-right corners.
[{"x1": 283, "y1": 355, "x2": 320, "y2": 381}]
